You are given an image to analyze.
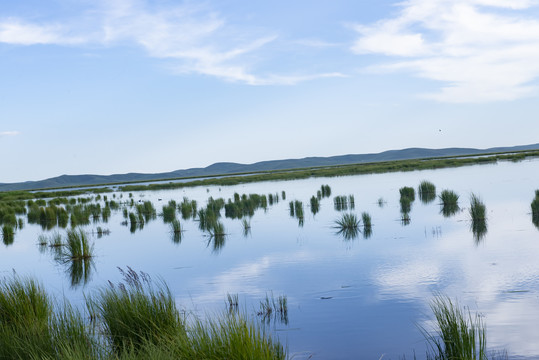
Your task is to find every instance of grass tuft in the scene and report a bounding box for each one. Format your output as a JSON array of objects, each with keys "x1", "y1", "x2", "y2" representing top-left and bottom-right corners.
[{"x1": 419, "y1": 180, "x2": 436, "y2": 204}]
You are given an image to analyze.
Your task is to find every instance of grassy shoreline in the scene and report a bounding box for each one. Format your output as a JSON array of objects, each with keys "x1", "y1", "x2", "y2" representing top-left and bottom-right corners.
[{"x1": 0, "y1": 149, "x2": 537, "y2": 201}]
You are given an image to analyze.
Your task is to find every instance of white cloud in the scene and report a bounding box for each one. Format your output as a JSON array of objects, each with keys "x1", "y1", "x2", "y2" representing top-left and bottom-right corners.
[
  {"x1": 0, "y1": 19, "x2": 86, "y2": 45},
  {"x1": 352, "y1": 0, "x2": 539, "y2": 102},
  {"x1": 0, "y1": 0, "x2": 343, "y2": 85},
  {"x1": 0, "y1": 131, "x2": 20, "y2": 137}
]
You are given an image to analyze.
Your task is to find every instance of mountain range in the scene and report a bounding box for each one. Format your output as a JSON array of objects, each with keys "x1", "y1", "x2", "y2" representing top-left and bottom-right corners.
[{"x1": 1, "y1": 143, "x2": 538, "y2": 192}]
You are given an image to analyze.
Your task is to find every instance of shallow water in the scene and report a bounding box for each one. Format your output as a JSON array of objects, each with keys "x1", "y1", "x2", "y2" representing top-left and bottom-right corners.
[{"x1": 2, "y1": 158, "x2": 538, "y2": 359}]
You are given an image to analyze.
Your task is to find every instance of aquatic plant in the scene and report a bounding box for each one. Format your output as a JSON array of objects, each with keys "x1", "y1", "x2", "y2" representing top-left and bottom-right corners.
[
  {"x1": 288, "y1": 201, "x2": 294, "y2": 217},
  {"x1": 0, "y1": 275, "x2": 54, "y2": 359},
  {"x1": 333, "y1": 195, "x2": 349, "y2": 211},
  {"x1": 62, "y1": 228, "x2": 93, "y2": 261},
  {"x1": 171, "y1": 219, "x2": 182, "y2": 234},
  {"x1": 320, "y1": 184, "x2": 331, "y2": 198},
  {"x1": 419, "y1": 180, "x2": 436, "y2": 204},
  {"x1": 470, "y1": 194, "x2": 487, "y2": 242},
  {"x1": 161, "y1": 203, "x2": 177, "y2": 223},
  {"x1": 531, "y1": 190, "x2": 539, "y2": 228},
  {"x1": 334, "y1": 213, "x2": 360, "y2": 240},
  {"x1": 400, "y1": 186, "x2": 415, "y2": 202},
  {"x1": 88, "y1": 267, "x2": 183, "y2": 353},
  {"x1": 2, "y1": 225, "x2": 14, "y2": 245},
  {"x1": 335, "y1": 213, "x2": 360, "y2": 230},
  {"x1": 377, "y1": 197, "x2": 385, "y2": 207},
  {"x1": 422, "y1": 295, "x2": 489, "y2": 360},
  {"x1": 257, "y1": 293, "x2": 288, "y2": 325},
  {"x1": 401, "y1": 212, "x2": 411, "y2": 226},
  {"x1": 469, "y1": 194, "x2": 486, "y2": 222},
  {"x1": 294, "y1": 200, "x2": 304, "y2": 220},
  {"x1": 227, "y1": 293, "x2": 239, "y2": 313},
  {"x1": 310, "y1": 196, "x2": 320, "y2": 215},
  {"x1": 0, "y1": 272, "x2": 285, "y2": 359},
  {"x1": 440, "y1": 190, "x2": 460, "y2": 217},
  {"x1": 362, "y1": 212, "x2": 372, "y2": 238}
]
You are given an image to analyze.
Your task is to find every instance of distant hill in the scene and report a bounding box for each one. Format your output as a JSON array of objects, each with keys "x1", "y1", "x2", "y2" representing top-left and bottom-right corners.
[{"x1": 1, "y1": 143, "x2": 538, "y2": 192}]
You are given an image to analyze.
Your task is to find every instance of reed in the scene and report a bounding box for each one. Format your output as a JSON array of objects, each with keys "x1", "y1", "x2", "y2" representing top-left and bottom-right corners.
[
  {"x1": 531, "y1": 190, "x2": 539, "y2": 228},
  {"x1": 2, "y1": 225, "x2": 14, "y2": 245},
  {"x1": 88, "y1": 267, "x2": 183, "y2": 353},
  {"x1": 422, "y1": 295, "x2": 488, "y2": 360},
  {"x1": 419, "y1": 180, "x2": 436, "y2": 204},
  {"x1": 470, "y1": 194, "x2": 487, "y2": 242},
  {"x1": 0, "y1": 275, "x2": 54, "y2": 359},
  {"x1": 161, "y1": 203, "x2": 177, "y2": 223},
  {"x1": 333, "y1": 195, "x2": 349, "y2": 211},
  {"x1": 227, "y1": 293, "x2": 239, "y2": 312},
  {"x1": 257, "y1": 293, "x2": 288, "y2": 325},
  {"x1": 289, "y1": 201, "x2": 295, "y2": 217},
  {"x1": 335, "y1": 213, "x2": 360, "y2": 230},
  {"x1": 310, "y1": 196, "x2": 320, "y2": 215},
  {"x1": 362, "y1": 212, "x2": 372, "y2": 230},
  {"x1": 440, "y1": 190, "x2": 460, "y2": 217},
  {"x1": 281, "y1": 190, "x2": 286, "y2": 200},
  {"x1": 294, "y1": 200, "x2": 304, "y2": 220},
  {"x1": 170, "y1": 219, "x2": 182, "y2": 234},
  {"x1": 469, "y1": 194, "x2": 486, "y2": 222},
  {"x1": 400, "y1": 186, "x2": 415, "y2": 201},
  {"x1": 62, "y1": 228, "x2": 93, "y2": 261}
]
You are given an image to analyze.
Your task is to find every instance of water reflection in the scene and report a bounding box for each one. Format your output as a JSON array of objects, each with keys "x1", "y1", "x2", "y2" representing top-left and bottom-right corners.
[
  {"x1": 441, "y1": 203, "x2": 459, "y2": 217},
  {"x1": 207, "y1": 234, "x2": 226, "y2": 253},
  {"x1": 471, "y1": 219, "x2": 488, "y2": 244},
  {"x1": 65, "y1": 258, "x2": 94, "y2": 288}
]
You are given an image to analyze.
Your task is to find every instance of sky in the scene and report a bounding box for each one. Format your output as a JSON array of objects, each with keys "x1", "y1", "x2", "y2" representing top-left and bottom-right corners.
[{"x1": 1, "y1": 0, "x2": 539, "y2": 183}]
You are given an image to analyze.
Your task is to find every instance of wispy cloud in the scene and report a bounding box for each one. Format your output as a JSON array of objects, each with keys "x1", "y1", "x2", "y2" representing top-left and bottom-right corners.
[
  {"x1": 0, "y1": 131, "x2": 20, "y2": 137},
  {"x1": 0, "y1": 0, "x2": 343, "y2": 85},
  {"x1": 0, "y1": 19, "x2": 86, "y2": 45},
  {"x1": 352, "y1": 0, "x2": 539, "y2": 102}
]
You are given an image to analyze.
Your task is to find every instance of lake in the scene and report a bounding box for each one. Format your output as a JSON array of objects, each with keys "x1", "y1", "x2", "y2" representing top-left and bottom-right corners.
[{"x1": 1, "y1": 158, "x2": 538, "y2": 359}]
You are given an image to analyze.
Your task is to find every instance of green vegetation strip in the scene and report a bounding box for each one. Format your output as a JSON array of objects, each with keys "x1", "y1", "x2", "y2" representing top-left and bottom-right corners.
[
  {"x1": 118, "y1": 150, "x2": 539, "y2": 192},
  {"x1": 1, "y1": 150, "x2": 538, "y2": 200}
]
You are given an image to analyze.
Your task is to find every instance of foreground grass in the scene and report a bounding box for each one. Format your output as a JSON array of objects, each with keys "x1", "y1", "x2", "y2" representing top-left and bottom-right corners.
[
  {"x1": 0, "y1": 270, "x2": 285, "y2": 360},
  {"x1": 423, "y1": 295, "x2": 506, "y2": 360}
]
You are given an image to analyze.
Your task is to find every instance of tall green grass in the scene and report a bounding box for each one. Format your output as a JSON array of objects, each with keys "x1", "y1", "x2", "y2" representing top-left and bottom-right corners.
[
  {"x1": 423, "y1": 296, "x2": 490, "y2": 360},
  {"x1": 440, "y1": 190, "x2": 460, "y2": 217},
  {"x1": 0, "y1": 271, "x2": 286, "y2": 359},
  {"x1": 62, "y1": 228, "x2": 94, "y2": 261},
  {"x1": 470, "y1": 194, "x2": 487, "y2": 242},
  {"x1": 0, "y1": 275, "x2": 54, "y2": 359},
  {"x1": 2, "y1": 225, "x2": 14, "y2": 245},
  {"x1": 362, "y1": 212, "x2": 372, "y2": 239},
  {"x1": 419, "y1": 180, "x2": 436, "y2": 204},
  {"x1": 531, "y1": 190, "x2": 539, "y2": 228},
  {"x1": 334, "y1": 213, "x2": 360, "y2": 240},
  {"x1": 88, "y1": 267, "x2": 183, "y2": 353}
]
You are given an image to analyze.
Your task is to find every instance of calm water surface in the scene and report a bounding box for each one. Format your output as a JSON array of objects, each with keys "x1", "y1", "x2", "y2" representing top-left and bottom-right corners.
[{"x1": 2, "y1": 159, "x2": 538, "y2": 359}]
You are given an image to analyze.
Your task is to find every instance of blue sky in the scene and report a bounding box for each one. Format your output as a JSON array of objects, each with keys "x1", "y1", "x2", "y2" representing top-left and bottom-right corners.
[{"x1": 1, "y1": 0, "x2": 539, "y2": 183}]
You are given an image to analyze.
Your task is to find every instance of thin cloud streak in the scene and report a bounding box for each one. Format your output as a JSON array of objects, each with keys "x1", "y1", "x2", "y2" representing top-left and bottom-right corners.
[
  {"x1": 0, "y1": 131, "x2": 20, "y2": 137},
  {"x1": 352, "y1": 0, "x2": 539, "y2": 103}
]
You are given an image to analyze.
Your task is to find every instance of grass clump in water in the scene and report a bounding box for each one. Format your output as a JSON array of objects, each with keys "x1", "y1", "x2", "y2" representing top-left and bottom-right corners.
[
  {"x1": 362, "y1": 212, "x2": 372, "y2": 238},
  {"x1": 531, "y1": 190, "x2": 539, "y2": 228},
  {"x1": 62, "y1": 228, "x2": 94, "y2": 261},
  {"x1": 470, "y1": 194, "x2": 487, "y2": 242},
  {"x1": 419, "y1": 180, "x2": 436, "y2": 204},
  {"x1": 440, "y1": 190, "x2": 460, "y2": 217},
  {"x1": 421, "y1": 295, "x2": 506, "y2": 360},
  {"x1": 89, "y1": 267, "x2": 182, "y2": 353},
  {"x1": 334, "y1": 213, "x2": 360, "y2": 240},
  {"x1": 2, "y1": 225, "x2": 14, "y2": 245}
]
